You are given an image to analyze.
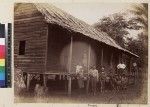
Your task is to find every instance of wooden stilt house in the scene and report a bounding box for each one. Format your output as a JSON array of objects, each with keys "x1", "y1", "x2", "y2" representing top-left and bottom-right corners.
[{"x1": 14, "y1": 3, "x2": 138, "y2": 95}]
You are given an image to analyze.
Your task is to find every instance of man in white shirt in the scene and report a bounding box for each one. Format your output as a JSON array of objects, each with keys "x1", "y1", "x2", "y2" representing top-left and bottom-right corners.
[{"x1": 117, "y1": 63, "x2": 126, "y2": 75}]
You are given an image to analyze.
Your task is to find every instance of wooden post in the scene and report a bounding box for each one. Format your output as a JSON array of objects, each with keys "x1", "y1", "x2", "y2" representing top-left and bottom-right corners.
[
  {"x1": 88, "y1": 44, "x2": 91, "y2": 72},
  {"x1": 59, "y1": 74, "x2": 61, "y2": 80},
  {"x1": 68, "y1": 77, "x2": 71, "y2": 96},
  {"x1": 110, "y1": 52, "x2": 113, "y2": 67},
  {"x1": 86, "y1": 44, "x2": 91, "y2": 94},
  {"x1": 68, "y1": 36, "x2": 73, "y2": 96},
  {"x1": 128, "y1": 57, "x2": 132, "y2": 85},
  {"x1": 129, "y1": 57, "x2": 132, "y2": 75},
  {"x1": 43, "y1": 74, "x2": 47, "y2": 87},
  {"x1": 100, "y1": 48, "x2": 104, "y2": 92},
  {"x1": 23, "y1": 72, "x2": 27, "y2": 86},
  {"x1": 27, "y1": 73, "x2": 30, "y2": 91},
  {"x1": 101, "y1": 48, "x2": 103, "y2": 66}
]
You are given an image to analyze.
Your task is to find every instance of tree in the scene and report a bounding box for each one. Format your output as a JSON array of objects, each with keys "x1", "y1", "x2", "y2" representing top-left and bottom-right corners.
[
  {"x1": 93, "y1": 5, "x2": 148, "y2": 69},
  {"x1": 93, "y1": 13, "x2": 142, "y2": 48},
  {"x1": 130, "y1": 3, "x2": 148, "y2": 32},
  {"x1": 127, "y1": 33, "x2": 147, "y2": 67},
  {"x1": 129, "y1": 3, "x2": 148, "y2": 67}
]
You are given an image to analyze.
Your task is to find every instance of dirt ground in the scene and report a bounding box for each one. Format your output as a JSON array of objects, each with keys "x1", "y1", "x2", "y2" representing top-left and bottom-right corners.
[{"x1": 14, "y1": 84, "x2": 147, "y2": 104}]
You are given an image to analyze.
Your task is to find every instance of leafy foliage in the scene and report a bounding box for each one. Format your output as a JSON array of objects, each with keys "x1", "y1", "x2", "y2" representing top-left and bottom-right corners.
[
  {"x1": 127, "y1": 32, "x2": 148, "y2": 67},
  {"x1": 93, "y1": 13, "x2": 142, "y2": 48},
  {"x1": 128, "y1": 3, "x2": 148, "y2": 67},
  {"x1": 93, "y1": 3, "x2": 148, "y2": 69},
  {"x1": 130, "y1": 3, "x2": 148, "y2": 31}
]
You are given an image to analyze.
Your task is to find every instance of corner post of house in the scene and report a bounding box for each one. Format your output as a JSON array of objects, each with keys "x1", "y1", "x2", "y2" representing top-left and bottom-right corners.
[
  {"x1": 43, "y1": 24, "x2": 49, "y2": 88},
  {"x1": 86, "y1": 43, "x2": 91, "y2": 94},
  {"x1": 68, "y1": 35, "x2": 73, "y2": 96}
]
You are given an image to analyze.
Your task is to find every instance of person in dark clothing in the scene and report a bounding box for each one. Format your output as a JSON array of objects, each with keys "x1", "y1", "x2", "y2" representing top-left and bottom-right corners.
[{"x1": 89, "y1": 66, "x2": 99, "y2": 95}]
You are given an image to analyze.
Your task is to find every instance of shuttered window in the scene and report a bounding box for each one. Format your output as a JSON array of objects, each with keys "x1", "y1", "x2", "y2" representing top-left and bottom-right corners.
[{"x1": 19, "y1": 40, "x2": 26, "y2": 55}]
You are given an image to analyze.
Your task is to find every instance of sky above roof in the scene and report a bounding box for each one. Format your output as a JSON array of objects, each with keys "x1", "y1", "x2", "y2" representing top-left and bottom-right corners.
[
  {"x1": 53, "y1": 3, "x2": 133, "y2": 25},
  {"x1": 0, "y1": 2, "x2": 133, "y2": 24},
  {"x1": 0, "y1": 1, "x2": 141, "y2": 39},
  {"x1": 52, "y1": 2, "x2": 141, "y2": 39},
  {"x1": 0, "y1": 2, "x2": 13, "y2": 23}
]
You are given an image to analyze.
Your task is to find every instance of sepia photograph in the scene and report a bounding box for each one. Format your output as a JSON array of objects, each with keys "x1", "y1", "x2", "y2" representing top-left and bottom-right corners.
[{"x1": 14, "y1": 3, "x2": 148, "y2": 104}]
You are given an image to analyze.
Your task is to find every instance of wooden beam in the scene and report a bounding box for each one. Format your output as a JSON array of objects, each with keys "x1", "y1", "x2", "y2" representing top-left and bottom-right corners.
[
  {"x1": 14, "y1": 16, "x2": 42, "y2": 22},
  {"x1": 68, "y1": 36, "x2": 73, "y2": 96},
  {"x1": 86, "y1": 43, "x2": 91, "y2": 94}
]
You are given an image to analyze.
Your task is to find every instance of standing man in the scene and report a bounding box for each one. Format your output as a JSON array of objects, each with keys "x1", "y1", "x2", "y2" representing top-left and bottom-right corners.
[
  {"x1": 100, "y1": 67, "x2": 107, "y2": 92},
  {"x1": 76, "y1": 65, "x2": 84, "y2": 91},
  {"x1": 89, "y1": 66, "x2": 99, "y2": 95}
]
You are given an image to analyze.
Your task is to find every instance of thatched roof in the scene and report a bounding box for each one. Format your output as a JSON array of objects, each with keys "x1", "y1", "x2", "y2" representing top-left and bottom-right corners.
[{"x1": 16, "y1": 3, "x2": 139, "y2": 58}]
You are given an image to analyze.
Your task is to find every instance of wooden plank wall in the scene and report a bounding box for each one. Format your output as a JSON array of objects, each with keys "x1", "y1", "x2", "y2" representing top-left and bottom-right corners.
[
  {"x1": 91, "y1": 41, "x2": 119, "y2": 73},
  {"x1": 47, "y1": 23, "x2": 120, "y2": 74},
  {"x1": 47, "y1": 24, "x2": 70, "y2": 73},
  {"x1": 14, "y1": 3, "x2": 48, "y2": 73}
]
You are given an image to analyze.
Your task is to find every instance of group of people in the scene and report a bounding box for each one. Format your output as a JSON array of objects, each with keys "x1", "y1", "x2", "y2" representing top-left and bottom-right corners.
[
  {"x1": 15, "y1": 62, "x2": 138, "y2": 97},
  {"x1": 75, "y1": 63, "x2": 135, "y2": 95},
  {"x1": 75, "y1": 65, "x2": 101, "y2": 95}
]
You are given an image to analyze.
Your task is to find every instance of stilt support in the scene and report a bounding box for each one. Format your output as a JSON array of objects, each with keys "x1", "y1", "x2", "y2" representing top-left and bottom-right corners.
[{"x1": 27, "y1": 73, "x2": 30, "y2": 91}]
